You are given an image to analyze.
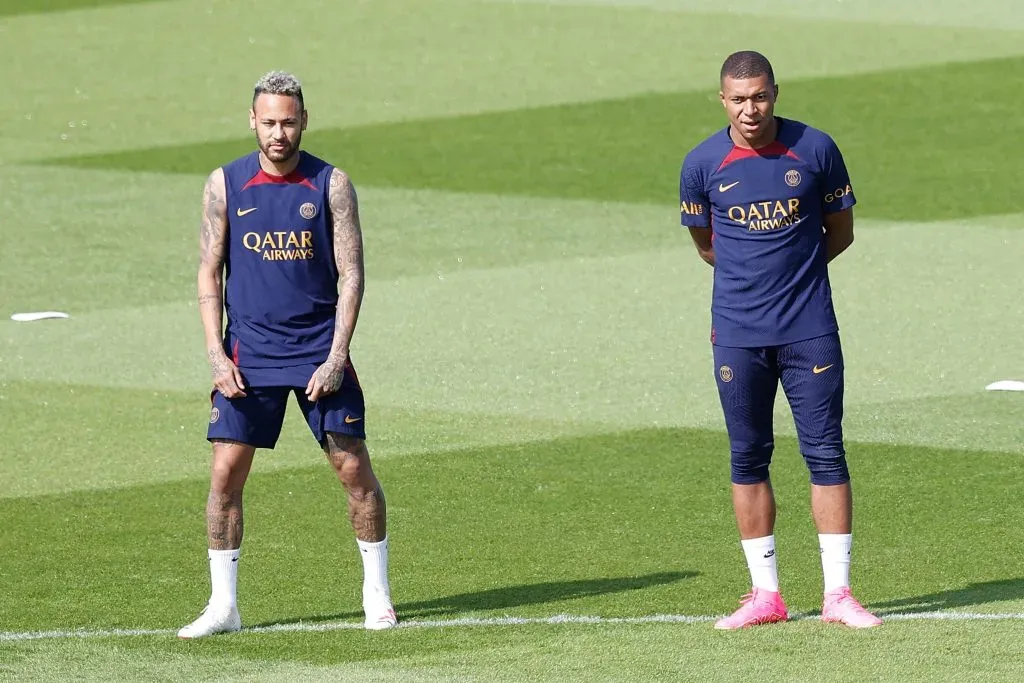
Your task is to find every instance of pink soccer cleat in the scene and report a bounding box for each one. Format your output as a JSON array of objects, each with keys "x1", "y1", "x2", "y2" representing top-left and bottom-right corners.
[
  {"x1": 714, "y1": 587, "x2": 789, "y2": 630},
  {"x1": 821, "y1": 587, "x2": 883, "y2": 628}
]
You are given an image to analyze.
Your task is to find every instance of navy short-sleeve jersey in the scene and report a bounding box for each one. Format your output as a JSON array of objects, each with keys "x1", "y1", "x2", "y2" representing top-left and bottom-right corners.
[
  {"x1": 679, "y1": 118, "x2": 855, "y2": 347},
  {"x1": 221, "y1": 151, "x2": 338, "y2": 370}
]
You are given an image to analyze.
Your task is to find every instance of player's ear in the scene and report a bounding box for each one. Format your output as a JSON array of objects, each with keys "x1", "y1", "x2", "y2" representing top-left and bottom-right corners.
[
  {"x1": 772, "y1": 84, "x2": 779, "y2": 101},
  {"x1": 301, "y1": 110, "x2": 308, "y2": 131},
  {"x1": 719, "y1": 90, "x2": 726, "y2": 109},
  {"x1": 248, "y1": 108, "x2": 256, "y2": 131}
]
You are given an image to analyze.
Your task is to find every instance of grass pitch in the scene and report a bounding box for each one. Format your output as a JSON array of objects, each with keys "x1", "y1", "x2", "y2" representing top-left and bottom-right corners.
[{"x1": 2, "y1": 0, "x2": 1024, "y2": 680}]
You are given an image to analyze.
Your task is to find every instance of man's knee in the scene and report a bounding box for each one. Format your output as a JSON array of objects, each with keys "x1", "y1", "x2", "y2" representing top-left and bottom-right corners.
[
  {"x1": 324, "y1": 433, "x2": 376, "y2": 490},
  {"x1": 803, "y1": 449, "x2": 850, "y2": 485},
  {"x1": 731, "y1": 445, "x2": 774, "y2": 484},
  {"x1": 210, "y1": 440, "x2": 255, "y2": 492}
]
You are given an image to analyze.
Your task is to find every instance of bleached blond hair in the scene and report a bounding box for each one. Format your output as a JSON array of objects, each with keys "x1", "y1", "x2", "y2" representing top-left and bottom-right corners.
[{"x1": 252, "y1": 71, "x2": 304, "y2": 110}]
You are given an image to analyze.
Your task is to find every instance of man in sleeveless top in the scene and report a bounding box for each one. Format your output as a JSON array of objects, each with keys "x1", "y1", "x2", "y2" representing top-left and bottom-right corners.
[{"x1": 179, "y1": 71, "x2": 396, "y2": 638}]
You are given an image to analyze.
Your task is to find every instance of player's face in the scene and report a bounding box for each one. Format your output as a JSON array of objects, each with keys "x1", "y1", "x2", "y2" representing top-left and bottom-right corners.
[
  {"x1": 720, "y1": 75, "x2": 778, "y2": 145},
  {"x1": 250, "y1": 93, "x2": 307, "y2": 163}
]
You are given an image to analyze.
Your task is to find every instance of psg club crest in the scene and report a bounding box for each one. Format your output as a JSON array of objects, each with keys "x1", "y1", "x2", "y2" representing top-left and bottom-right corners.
[
  {"x1": 784, "y1": 169, "x2": 801, "y2": 187},
  {"x1": 299, "y1": 202, "x2": 318, "y2": 220},
  {"x1": 209, "y1": 407, "x2": 220, "y2": 424},
  {"x1": 719, "y1": 366, "x2": 734, "y2": 383}
]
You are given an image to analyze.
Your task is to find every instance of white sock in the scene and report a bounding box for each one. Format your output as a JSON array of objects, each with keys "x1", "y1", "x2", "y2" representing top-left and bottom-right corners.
[
  {"x1": 740, "y1": 535, "x2": 779, "y2": 592},
  {"x1": 357, "y1": 537, "x2": 391, "y2": 604},
  {"x1": 819, "y1": 533, "x2": 852, "y2": 593},
  {"x1": 208, "y1": 548, "x2": 239, "y2": 609}
]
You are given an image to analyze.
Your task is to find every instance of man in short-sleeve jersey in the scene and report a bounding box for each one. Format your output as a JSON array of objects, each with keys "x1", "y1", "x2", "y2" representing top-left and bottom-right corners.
[{"x1": 679, "y1": 51, "x2": 881, "y2": 630}]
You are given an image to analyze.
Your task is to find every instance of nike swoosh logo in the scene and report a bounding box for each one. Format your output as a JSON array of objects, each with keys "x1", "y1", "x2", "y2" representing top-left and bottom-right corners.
[
  {"x1": 812, "y1": 364, "x2": 834, "y2": 374},
  {"x1": 718, "y1": 181, "x2": 740, "y2": 192},
  {"x1": 236, "y1": 207, "x2": 258, "y2": 217},
  {"x1": 344, "y1": 415, "x2": 363, "y2": 424}
]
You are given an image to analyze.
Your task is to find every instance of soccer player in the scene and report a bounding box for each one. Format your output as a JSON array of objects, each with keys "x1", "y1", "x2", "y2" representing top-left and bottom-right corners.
[
  {"x1": 678, "y1": 51, "x2": 882, "y2": 629},
  {"x1": 178, "y1": 71, "x2": 396, "y2": 638}
]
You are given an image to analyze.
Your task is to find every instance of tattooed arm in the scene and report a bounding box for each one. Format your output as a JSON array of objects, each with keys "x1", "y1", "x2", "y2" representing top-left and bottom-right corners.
[
  {"x1": 197, "y1": 168, "x2": 246, "y2": 398},
  {"x1": 306, "y1": 168, "x2": 365, "y2": 401}
]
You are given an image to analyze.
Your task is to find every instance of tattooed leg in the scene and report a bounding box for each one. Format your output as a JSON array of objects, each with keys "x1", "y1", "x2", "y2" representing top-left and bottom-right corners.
[
  {"x1": 324, "y1": 434, "x2": 386, "y2": 542},
  {"x1": 207, "y1": 440, "x2": 256, "y2": 549},
  {"x1": 207, "y1": 492, "x2": 243, "y2": 550}
]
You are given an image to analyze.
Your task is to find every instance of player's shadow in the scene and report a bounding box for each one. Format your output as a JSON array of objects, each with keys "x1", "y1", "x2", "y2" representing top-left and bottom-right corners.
[
  {"x1": 254, "y1": 570, "x2": 696, "y2": 627},
  {"x1": 873, "y1": 578, "x2": 1024, "y2": 615}
]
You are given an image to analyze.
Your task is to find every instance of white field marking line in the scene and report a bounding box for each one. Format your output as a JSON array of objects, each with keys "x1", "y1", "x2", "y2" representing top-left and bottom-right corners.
[{"x1": 3, "y1": 611, "x2": 1024, "y2": 642}]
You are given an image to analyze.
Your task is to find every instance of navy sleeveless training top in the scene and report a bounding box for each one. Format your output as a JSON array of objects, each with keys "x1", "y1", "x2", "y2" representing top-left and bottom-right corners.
[{"x1": 221, "y1": 150, "x2": 338, "y2": 370}]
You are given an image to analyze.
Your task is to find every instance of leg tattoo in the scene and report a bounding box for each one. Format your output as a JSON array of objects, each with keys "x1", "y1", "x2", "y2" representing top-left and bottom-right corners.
[
  {"x1": 350, "y1": 481, "x2": 387, "y2": 543},
  {"x1": 326, "y1": 435, "x2": 387, "y2": 542},
  {"x1": 207, "y1": 490, "x2": 243, "y2": 550}
]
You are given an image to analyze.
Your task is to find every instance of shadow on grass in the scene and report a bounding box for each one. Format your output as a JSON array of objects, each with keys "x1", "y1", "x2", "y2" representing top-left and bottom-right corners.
[
  {"x1": 875, "y1": 578, "x2": 1024, "y2": 614},
  {"x1": 253, "y1": 570, "x2": 697, "y2": 627}
]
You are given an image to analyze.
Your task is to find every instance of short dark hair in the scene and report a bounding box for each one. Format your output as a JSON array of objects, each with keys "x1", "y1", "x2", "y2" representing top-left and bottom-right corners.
[{"x1": 720, "y1": 51, "x2": 775, "y2": 84}]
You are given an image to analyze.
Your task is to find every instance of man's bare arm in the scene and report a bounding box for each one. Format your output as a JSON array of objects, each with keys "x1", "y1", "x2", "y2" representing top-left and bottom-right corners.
[
  {"x1": 823, "y1": 208, "x2": 855, "y2": 264},
  {"x1": 688, "y1": 226, "x2": 715, "y2": 267},
  {"x1": 306, "y1": 168, "x2": 365, "y2": 400},
  {"x1": 328, "y1": 168, "x2": 365, "y2": 360},
  {"x1": 197, "y1": 168, "x2": 245, "y2": 397}
]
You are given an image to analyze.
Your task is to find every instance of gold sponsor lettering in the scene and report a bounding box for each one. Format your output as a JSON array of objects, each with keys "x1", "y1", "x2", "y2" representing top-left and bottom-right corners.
[
  {"x1": 680, "y1": 201, "x2": 704, "y2": 216},
  {"x1": 825, "y1": 184, "x2": 853, "y2": 204},
  {"x1": 244, "y1": 230, "x2": 316, "y2": 259},
  {"x1": 747, "y1": 212, "x2": 802, "y2": 231},
  {"x1": 261, "y1": 248, "x2": 315, "y2": 261},
  {"x1": 726, "y1": 198, "x2": 803, "y2": 232},
  {"x1": 242, "y1": 232, "x2": 261, "y2": 252}
]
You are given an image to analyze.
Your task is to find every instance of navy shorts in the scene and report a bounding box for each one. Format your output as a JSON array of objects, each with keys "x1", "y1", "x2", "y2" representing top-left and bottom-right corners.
[
  {"x1": 206, "y1": 360, "x2": 366, "y2": 449},
  {"x1": 713, "y1": 333, "x2": 847, "y2": 485}
]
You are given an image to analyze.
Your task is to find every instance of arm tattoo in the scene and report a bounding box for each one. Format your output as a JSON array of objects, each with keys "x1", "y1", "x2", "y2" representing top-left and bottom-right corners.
[
  {"x1": 198, "y1": 168, "x2": 229, "y2": 355},
  {"x1": 327, "y1": 168, "x2": 365, "y2": 360},
  {"x1": 199, "y1": 170, "x2": 228, "y2": 268},
  {"x1": 207, "y1": 347, "x2": 230, "y2": 378}
]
